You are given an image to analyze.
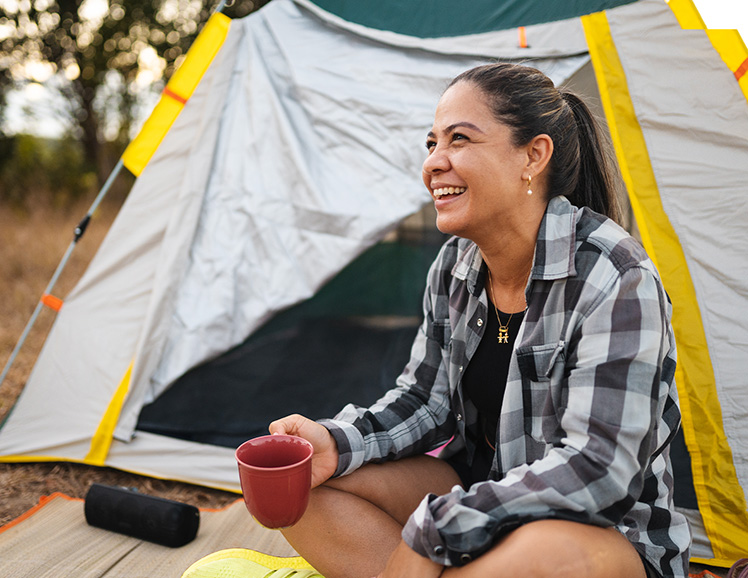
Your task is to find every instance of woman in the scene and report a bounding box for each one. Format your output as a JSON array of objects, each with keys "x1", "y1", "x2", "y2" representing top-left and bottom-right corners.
[{"x1": 270, "y1": 63, "x2": 691, "y2": 578}]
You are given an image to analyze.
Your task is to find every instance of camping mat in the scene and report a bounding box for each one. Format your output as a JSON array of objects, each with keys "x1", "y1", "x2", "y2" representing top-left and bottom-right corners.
[
  {"x1": 0, "y1": 493, "x2": 298, "y2": 578},
  {"x1": 0, "y1": 493, "x2": 732, "y2": 578}
]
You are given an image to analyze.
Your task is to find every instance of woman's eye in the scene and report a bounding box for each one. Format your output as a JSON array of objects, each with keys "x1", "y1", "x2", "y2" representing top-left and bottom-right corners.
[
  {"x1": 425, "y1": 139, "x2": 436, "y2": 151},
  {"x1": 452, "y1": 132, "x2": 467, "y2": 142}
]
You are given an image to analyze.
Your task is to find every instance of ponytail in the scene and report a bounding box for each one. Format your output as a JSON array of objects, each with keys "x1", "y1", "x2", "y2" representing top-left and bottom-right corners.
[
  {"x1": 559, "y1": 91, "x2": 622, "y2": 223},
  {"x1": 449, "y1": 63, "x2": 622, "y2": 223}
]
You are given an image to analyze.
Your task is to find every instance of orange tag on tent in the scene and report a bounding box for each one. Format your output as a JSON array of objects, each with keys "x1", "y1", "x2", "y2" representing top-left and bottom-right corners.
[
  {"x1": 735, "y1": 57, "x2": 748, "y2": 81},
  {"x1": 162, "y1": 86, "x2": 188, "y2": 105},
  {"x1": 518, "y1": 26, "x2": 528, "y2": 48},
  {"x1": 41, "y1": 294, "x2": 63, "y2": 312}
]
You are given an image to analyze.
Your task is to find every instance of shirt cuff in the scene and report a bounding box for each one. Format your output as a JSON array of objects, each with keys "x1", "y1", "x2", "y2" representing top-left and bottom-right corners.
[
  {"x1": 403, "y1": 495, "x2": 449, "y2": 564},
  {"x1": 317, "y1": 418, "x2": 366, "y2": 477},
  {"x1": 403, "y1": 492, "x2": 502, "y2": 567},
  {"x1": 402, "y1": 494, "x2": 472, "y2": 567}
]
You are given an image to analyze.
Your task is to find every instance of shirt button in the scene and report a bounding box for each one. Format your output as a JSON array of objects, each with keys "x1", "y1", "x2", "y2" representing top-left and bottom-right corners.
[
  {"x1": 434, "y1": 545, "x2": 445, "y2": 555},
  {"x1": 477, "y1": 318, "x2": 483, "y2": 327},
  {"x1": 460, "y1": 553, "x2": 472, "y2": 564},
  {"x1": 459, "y1": 365, "x2": 463, "y2": 372},
  {"x1": 456, "y1": 413, "x2": 463, "y2": 421}
]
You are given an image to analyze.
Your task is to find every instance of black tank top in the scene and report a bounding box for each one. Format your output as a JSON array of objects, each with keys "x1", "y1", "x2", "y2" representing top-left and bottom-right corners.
[{"x1": 460, "y1": 304, "x2": 524, "y2": 481}]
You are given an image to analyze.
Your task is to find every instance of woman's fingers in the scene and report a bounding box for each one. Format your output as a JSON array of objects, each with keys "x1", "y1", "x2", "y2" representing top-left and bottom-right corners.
[
  {"x1": 269, "y1": 414, "x2": 340, "y2": 487},
  {"x1": 268, "y1": 414, "x2": 305, "y2": 436}
]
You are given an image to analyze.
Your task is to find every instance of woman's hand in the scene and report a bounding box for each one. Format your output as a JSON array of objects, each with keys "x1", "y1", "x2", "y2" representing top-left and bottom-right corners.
[
  {"x1": 268, "y1": 414, "x2": 339, "y2": 488},
  {"x1": 376, "y1": 540, "x2": 444, "y2": 578}
]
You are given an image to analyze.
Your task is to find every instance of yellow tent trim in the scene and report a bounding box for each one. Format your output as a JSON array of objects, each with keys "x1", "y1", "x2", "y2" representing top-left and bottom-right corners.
[
  {"x1": 665, "y1": 0, "x2": 704, "y2": 28},
  {"x1": 0, "y1": 455, "x2": 89, "y2": 464},
  {"x1": 582, "y1": 10, "x2": 748, "y2": 566},
  {"x1": 84, "y1": 361, "x2": 133, "y2": 466},
  {"x1": 667, "y1": 0, "x2": 748, "y2": 102},
  {"x1": 122, "y1": 12, "x2": 232, "y2": 177},
  {"x1": 2, "y1": 368, "x2": 139, "y2": 467}
]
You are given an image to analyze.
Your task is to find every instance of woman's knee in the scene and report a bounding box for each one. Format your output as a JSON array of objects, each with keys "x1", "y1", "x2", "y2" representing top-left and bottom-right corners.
[{"x1": 322, "y1": 455, "x2": 462, "y2": 525}]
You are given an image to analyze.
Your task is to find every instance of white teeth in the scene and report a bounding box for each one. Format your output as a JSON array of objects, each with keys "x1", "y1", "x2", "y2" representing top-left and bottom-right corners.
[{"x1": 433, "y1": 187, "x2": 466, "y2": 198}]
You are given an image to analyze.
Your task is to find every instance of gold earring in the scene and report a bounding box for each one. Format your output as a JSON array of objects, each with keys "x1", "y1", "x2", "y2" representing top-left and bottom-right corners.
[{"x1": 526, "y1": 174, "x2": 533, "y2": 196}]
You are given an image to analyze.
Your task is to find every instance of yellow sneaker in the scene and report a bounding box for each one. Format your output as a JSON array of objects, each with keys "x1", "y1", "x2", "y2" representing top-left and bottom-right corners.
[{"x1": 181, "y1": 548, "x2": 322, "y2": 578}]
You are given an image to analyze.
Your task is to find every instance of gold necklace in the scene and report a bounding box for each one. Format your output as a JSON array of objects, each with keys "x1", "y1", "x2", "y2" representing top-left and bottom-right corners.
[{"x1": 486, "y1": 267, "x2": 523, "y2": 344}]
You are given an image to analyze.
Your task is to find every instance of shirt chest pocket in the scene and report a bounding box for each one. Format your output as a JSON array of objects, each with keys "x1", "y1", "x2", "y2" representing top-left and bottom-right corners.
[{"x1": 515, "y1": 341, "x2": 566, "y2": 443}]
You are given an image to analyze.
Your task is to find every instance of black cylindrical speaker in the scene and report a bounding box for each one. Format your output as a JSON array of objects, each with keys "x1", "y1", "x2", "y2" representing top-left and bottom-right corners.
[{"x1": 84, "y1": 483, "x2": 200, "y2": 547}]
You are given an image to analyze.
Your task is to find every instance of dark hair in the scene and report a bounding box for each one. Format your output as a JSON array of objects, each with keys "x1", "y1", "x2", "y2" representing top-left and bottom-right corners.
[{"x1": 448, "y1": 63, "x2": 621, "y2": 222}]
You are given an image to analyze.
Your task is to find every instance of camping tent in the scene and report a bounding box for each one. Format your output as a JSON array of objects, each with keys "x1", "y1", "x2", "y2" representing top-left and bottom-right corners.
[{"x1": 1, "y1": 0, "x2": 747, "y2": 567}]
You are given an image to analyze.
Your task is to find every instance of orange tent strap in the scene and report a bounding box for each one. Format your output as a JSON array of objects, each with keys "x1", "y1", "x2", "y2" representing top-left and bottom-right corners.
[
  {"x1": 163, "y1": 86, "x2": 188, "y2": 105},
  {"x1": 735, "y1": 57, "x2": 748, "y2": 81},
  {"x1": 41, "y1": 294, "x2": 63, "y2": 312}
]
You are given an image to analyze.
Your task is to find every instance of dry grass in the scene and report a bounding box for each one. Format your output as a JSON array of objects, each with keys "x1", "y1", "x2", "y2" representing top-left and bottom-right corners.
[
  {"x1": 0, "y1": 199, "x2": 112, "y2": 421},
  {"x1": 0, "y1": 197, "x2": 237, "y2": 527}
]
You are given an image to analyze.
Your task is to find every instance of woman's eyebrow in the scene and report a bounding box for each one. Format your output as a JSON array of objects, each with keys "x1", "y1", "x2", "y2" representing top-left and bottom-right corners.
[
  {"x1": 427, "y1": 122, "x2": 485, "y2": 139},
  {"x1": 448, "y1": 121, "x2": 484, "y2": 133}
]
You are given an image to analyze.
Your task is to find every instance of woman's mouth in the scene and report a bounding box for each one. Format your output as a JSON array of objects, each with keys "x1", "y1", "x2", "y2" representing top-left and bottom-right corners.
[{"x1": 433, "y1": 186, "x2": 466, "y2": 199}]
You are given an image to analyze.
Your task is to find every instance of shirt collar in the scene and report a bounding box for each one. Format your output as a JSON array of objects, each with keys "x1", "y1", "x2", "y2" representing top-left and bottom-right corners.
[
  {"x1": 533, "y1": 195, "x2": 578, "y2": 281},
  {"x1": 452, "y1": 195, "x2": 578, "y2": 293}
]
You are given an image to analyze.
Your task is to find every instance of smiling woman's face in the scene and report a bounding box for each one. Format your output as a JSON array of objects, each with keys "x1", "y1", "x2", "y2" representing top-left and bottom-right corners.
[{"x1": 422, "y1": 81, "x2": 534, "y2": 243}]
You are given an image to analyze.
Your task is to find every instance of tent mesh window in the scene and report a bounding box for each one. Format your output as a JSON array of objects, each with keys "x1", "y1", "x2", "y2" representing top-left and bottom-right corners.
[{"x1": 137, "y1": 208, "x2": 449, "y2": 448}]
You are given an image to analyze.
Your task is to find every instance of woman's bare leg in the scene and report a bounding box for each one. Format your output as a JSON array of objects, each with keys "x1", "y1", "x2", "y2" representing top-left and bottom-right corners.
[
  {"x1": 444, "y1": 519, "x2": 647, "y2": 578},
  {"x1": 282, "y1": 456, "x2": 646, "y2": 578},
  {"x1": 280, "y1": 455, "x2": 462, "y2": 578}
]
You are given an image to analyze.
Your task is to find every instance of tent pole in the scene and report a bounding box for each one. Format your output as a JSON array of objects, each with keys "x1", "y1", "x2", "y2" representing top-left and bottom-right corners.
[
  {"x1": 2, "y1": 0, "x2": 227, "y2": 392},
  {"x1": 0, "y1": 159, "x2": 126, "y2": 391}
]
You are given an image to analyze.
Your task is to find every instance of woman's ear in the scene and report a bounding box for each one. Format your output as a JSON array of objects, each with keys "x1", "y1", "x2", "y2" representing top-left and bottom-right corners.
[{"x1": 526, "y1": 133, "x2": 554, "y2": 176}]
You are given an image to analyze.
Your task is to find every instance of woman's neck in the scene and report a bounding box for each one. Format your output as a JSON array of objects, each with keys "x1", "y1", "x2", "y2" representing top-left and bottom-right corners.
[
  {"x1": 478, "y1": 228, "x2": 537, "y2": 313},
  {"x1": 482, "y1": 252, "x2": 533, "y2": 312}
]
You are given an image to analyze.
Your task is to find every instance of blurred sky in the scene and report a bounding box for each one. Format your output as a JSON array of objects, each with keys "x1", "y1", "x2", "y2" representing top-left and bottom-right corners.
[{"x1": 3, "y1": 0, "x2": 747, "y2": 139}]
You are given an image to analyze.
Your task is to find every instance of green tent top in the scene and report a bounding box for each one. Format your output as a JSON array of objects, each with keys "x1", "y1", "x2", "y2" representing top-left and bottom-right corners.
[{"x1": 307, "y1": 0, "x2": 637, "y2": 37}]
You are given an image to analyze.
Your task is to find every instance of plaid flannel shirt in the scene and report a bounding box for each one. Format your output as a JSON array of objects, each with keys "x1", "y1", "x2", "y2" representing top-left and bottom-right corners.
[{"x1": 319, "y1": 196, "x2": 691, "y2": 577}]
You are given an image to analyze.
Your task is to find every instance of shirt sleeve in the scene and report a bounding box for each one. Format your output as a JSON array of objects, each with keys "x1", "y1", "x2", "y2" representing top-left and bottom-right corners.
[
  {"x1": 403, "y1": 264, "x2": 675, "y2": 566},
  {"x1": 318, "y1": 248, "x2": 457, "y2": 477}
]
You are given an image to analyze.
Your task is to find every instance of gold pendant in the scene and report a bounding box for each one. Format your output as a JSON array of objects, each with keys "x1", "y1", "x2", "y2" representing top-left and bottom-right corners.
[{"x1": 497, "y1": 326, "x2": 509, "y2": 344}]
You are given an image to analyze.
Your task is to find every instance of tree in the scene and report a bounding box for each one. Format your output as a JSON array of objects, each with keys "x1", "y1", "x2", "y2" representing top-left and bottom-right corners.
[{"x1": 0, "y1": 0, "x2": 264, "y2": 186}]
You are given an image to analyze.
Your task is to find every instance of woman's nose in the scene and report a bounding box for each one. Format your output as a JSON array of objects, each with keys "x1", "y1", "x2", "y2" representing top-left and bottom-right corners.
[{"x1": 422, "y1": 147, "x2": 449, "y2": 175}]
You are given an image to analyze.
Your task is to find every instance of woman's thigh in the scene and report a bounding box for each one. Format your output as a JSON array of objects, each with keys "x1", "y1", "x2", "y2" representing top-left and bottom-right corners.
[
  {"x1": 324, "y1": 454, "x2": 463, "y2": 526},
  {"x1": 445, "y1": 519, "x2": 647, "y2": 578}
]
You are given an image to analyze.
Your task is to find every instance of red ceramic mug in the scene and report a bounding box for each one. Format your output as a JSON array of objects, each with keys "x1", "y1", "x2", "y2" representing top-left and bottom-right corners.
[{"x1": 235, "y1": 434, "x2": 314, "y2": 529}]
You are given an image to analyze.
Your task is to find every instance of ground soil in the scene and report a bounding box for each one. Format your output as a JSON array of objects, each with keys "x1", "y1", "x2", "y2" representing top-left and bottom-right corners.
[{"x1": 0, "y1": 197, "x2": 237, "y2": 528}]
